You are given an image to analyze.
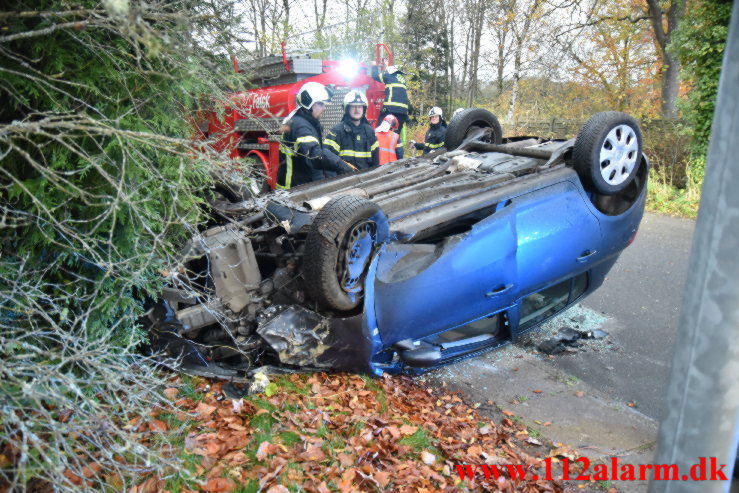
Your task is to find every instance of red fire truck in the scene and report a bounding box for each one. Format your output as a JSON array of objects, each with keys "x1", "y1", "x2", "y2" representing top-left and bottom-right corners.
[{"x1": 197, "y1": 44, "x2": 393, "y2": 191}]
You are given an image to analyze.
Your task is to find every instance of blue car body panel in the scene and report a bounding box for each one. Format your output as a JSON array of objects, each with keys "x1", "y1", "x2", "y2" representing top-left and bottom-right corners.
[{"x1": 363, "y1": 166, "x2": 647, "y2": 374}]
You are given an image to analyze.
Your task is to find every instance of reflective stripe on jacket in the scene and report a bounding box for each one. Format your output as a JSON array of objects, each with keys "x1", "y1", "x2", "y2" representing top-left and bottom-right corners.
[
  {"x1": 413, "y1": 120, "x2": 447, "y2": 154},
  {"x1": 371, "y1": 66, "x2": 409, "y2": 115},
  {"x1": 277, "y1": 108, "x2": 351, "y2": 189},
  {"x1": 325, "y1": 115, "x2": 379, "y2": 171}
]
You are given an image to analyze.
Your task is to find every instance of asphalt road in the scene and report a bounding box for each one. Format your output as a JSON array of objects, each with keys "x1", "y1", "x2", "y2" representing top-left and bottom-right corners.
[{"x1": 550, "y1": 211, "x2": 696, "y2": 420}]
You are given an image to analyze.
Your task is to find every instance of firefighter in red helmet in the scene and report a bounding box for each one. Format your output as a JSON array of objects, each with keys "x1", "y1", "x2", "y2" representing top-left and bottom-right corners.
[{"x1": 375, "y1": 114, "x2": 404, "y2": 165}]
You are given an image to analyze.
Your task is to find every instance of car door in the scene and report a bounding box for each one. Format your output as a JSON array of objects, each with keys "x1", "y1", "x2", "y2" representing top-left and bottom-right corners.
[
  {"x1": 514, "y1": 179, "x2": 603, "y2": 292},
  {"x1": 372, "y1": 201, "x2": 518, "y2": 346}
]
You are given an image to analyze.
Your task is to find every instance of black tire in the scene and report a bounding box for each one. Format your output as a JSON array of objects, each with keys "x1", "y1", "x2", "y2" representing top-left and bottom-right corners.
[
  {"x1": 573, "y1": 111, "x2": 643, "y2": 195},
  {"x1": 445, "y1": 108, "x2": 503, "y2": 150},
  {"x1": 302, "y1": 196, "x2": 386, "y2": 312}
]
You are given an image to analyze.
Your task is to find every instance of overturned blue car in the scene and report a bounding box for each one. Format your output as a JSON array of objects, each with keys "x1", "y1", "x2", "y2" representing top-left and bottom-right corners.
[{"x1": 147, "y1": 109, "x2": 647, "y2": 378}]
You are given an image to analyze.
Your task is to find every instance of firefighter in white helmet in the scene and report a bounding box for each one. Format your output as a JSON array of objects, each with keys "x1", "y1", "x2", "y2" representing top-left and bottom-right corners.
[
  {"x1": 323, "y1": 90, "x2": 379, "y2": 176},
  {"x1": 411, "y1": 106, "x2": 447, "y2": 154},
  {"x1": 277, "y1": 82, "x2": 355, "y2": 189},
  {"x1": 371, "y1": 64, "x2": 409, "y2": 141}
]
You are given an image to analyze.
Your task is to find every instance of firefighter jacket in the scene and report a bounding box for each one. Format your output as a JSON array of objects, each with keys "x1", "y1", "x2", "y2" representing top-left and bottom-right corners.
[
  {"x1": 371, "y1": 66, "x2": 409, "y2": 115},
  {"x1": 277, "y1": 108, "x2": 352, "y2": 189},
  {"x1": 413, "y1": 119, "x2": 447, "y2": 154},
  {"x1": 324, "y1": 115, "x2": 379, "y2": 171},
  {"x1": 376, "y1": 129, "x2": 404, "y2": 165}
]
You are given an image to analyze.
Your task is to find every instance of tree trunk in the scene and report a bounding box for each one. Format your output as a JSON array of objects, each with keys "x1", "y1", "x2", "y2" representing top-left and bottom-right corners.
[
  {"x1": 646, "y1": 0, "x2": 684, "y2": 118},
  {"x1": 448, "y1": 1, "x2": 455, "y2": 108},
  {"x1": 660, "y1": 50, "x2": 680, "y2": 118},
  {"x1": 496, "y1": 30, "x2": 507, "y2": 96},
  {"x1": 460, "y1": 19, "x2": 471, "y2": 91},
  {"x1": 467, "y1": 0, "x2": 486, "y2": 106},
  {"x1": 282, "y1": 0, "x2": 290, "y2": 41},
  {"x1": 507, "y1": 54, "x2": 521, "y2": 122},
  {"x1": 384, "y1": 0, "x2": 395, "y2": 46},
  {"x1": 314, "y1": 0, "x2": 328, "y2": 49}
]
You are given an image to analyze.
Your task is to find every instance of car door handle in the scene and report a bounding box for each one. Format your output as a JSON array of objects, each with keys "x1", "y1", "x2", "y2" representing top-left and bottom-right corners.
[
  {"x1": 577, "y1": 250, "x2": 597, "y2": 262},
  {"x1": 486, "y1": 284, "x2": 513, "y2": 297}
]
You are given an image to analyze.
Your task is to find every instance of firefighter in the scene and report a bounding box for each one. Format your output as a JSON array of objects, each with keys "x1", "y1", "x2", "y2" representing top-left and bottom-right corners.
[
  {"x1": 411, "y1": 106, "x2": 447, "y2": 154},
  {"x1": 277, "y1": 82, "x2": 355, "y2": 189},
  {"x1": 375, "y1": 114, "x2": 404, "y2": 165},
  {"x1": 371, "y1": 64, "x2": 409, "y2": 138},
  {"x1": 324, "y1": 90, "x2": 379, "y2": 176}
]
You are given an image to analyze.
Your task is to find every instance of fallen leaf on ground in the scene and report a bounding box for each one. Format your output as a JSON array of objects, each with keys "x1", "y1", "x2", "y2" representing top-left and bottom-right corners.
[
  {"x1": 163, "y1": 387, "x2": 179, "y2": 400},
  {"x1": 299, "y1": 446, "x2": 326, "y2": 462},
  {"x1": 265, "y1": 486, "x2": 289, "y2": 493},
  {"x1": 202, "y1": 477, "x2": 235, "y2": 492},
  {"x1": 374, "y1": 470, "x2": 390, "y2": 487},
  {"x1": 256, "y1": 441, "x2": 272, "y2": 461},
  {"x1": 195, "y1": 402, "x2": 217, "y2": 418},
  {"x1": 148, "y1": 419, "x2": 168, "y2": 432},
  {"x1": 399, "y1": 424, "x2": 417, "y2": 435}
]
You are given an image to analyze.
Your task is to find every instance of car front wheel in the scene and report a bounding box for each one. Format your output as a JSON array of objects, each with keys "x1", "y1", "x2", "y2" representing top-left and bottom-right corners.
[{"x1": 302, "y1": 196, "x2": 387, "y2": 312}]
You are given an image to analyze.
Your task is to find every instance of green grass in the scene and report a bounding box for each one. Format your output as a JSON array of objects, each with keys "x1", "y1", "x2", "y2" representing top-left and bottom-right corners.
[
  {"x1": 361, "y1": 375, "x2": 388, "y2": 413},
  {"x1": 399, "y1": 429, "x2": 432, "y2": 450},
  {"x1": 233, "y1": 480, "x2": 259, "y2": 493},
  {"x1": 177, "y1": 375, "x2": 204, "y2": 402},
  {"x1": 279, "y1": 431, "x2": 301, "y2": 446},
  {"x1": 646, "y1": 167, "x2": 701, "y2": 218},
  {"x1": 245, "y1": 431, "x2": 275, "y2": 461},
  {"x1": 274, "y1": 375, "x2": 310, "y2": 395},
  {"x1": 161, "y1": 452, "x2": 201, "y2": 492},
  {"x1": 250, "y1": 412, "x2": 277, "y2": 433},
  {"x1": 250, "y1": 397, "x2": 278, "y2": 412},
  {"x1": 164, "y1": 475, "x2": 191, "y2": 493},
  {"x1": 527, "y1": 427, "x2": 541, "y2": 439},
  {"x1": 350, "y1": 420, "x2": 366, "y2": 436},
  {"x1": 361, "y1": 375, "x2": 383, "y2": 392},
  {"x1": 316, "y1": 424, "x2": 329, "y2": 438},
  {"x1": 596, "y1": 480, "x2": 615, "y2": 490}
]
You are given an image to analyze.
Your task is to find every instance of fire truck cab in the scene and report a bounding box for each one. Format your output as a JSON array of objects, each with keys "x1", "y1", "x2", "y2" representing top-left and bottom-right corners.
[{"x1": 197, "y1": 45, "x2": 393, "y2": 191}]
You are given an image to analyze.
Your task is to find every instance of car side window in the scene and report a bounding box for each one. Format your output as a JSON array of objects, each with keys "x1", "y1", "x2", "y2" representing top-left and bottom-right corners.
[
  {"x1": 519, "y1": 273, "x2": 588, "y2": 330},
  {"x1": 571, "y1": 272, "x2": 588, "y2": 301}
]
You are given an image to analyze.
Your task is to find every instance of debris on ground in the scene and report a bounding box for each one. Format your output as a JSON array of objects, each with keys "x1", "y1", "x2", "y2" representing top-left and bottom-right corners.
[
  {"x1": 509, "y1": 304, "x2": 616, "y2": 356},
  {"x1": 537, "y1": 327, "x2": 611, "y2": 355}
]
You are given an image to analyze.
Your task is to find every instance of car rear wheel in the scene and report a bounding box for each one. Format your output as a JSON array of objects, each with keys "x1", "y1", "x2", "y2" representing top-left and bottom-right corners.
[
  {"x1": 302, "y1": 196, "x2": 387, "y2": 312},
  {"x1": 445, "y1": 108, "x2": 503, "y2": 150},
  {"x1": 573, "y1": 111, "x2": 643, "y2": 195}
]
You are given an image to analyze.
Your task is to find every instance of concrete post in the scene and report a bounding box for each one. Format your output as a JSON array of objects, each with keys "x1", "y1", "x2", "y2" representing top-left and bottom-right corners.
[{"x1": 649, "y1": 3, "x2": 739, "y2": 491}]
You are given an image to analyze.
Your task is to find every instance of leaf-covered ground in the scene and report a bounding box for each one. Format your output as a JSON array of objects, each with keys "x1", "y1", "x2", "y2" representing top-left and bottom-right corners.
[{"x1": 125, "y1": 372, "x2": 591, "y2": 493}]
